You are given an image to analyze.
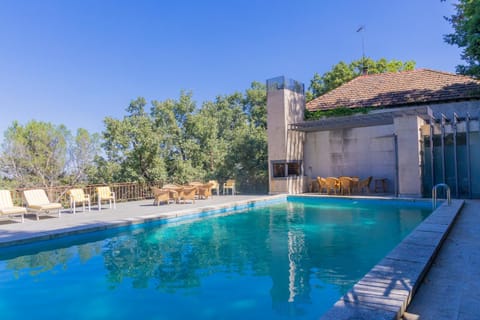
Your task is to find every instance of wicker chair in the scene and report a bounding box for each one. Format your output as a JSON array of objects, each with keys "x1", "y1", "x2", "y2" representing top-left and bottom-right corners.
[
  {"x1": 208, "y1": 180, "x2": 220, "y2": 195},
  {"x1": 197, "y1": 183, "x2": 213, "y2": 199},
  {"x1": 179, "y1": 186, "x2": 197, "y2": 204},
  {"x1": 338, "y1": 177, "x2": 354, "y2": 195},
  {"x1": 151, "y1": 187, "x2": 172, "y2": 205},
  {"x1": 162, "y1": 184, "x2": 182, "y2": 203},
  {"x1": 358, "y1": 176, "x2": 373, "y2": 194},
  {"x1": 325, "y1": 177, "x2": 340, "y2": 194},
  {"x1": 316, "y1": 177, "x2": 328, "y2": 194}
]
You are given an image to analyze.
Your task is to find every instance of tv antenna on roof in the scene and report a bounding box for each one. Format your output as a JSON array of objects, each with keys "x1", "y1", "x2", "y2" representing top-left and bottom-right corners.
[{"x1": 356, "y1": 25, "x2": 367, "y2": 74}]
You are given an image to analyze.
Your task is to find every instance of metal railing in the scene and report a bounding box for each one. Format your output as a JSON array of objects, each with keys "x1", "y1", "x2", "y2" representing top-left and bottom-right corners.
[
  {"x1": 432, "y1": 183, "x2": 451, "y2": 209},
  {"x1": 11, "y1": 181, "x2": 163, "y2": 207}
]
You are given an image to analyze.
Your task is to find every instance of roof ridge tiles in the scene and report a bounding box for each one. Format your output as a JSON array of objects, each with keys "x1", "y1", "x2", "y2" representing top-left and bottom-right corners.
[{"x1": 306, "y1": 68, "x2": 480, "y2": 111}]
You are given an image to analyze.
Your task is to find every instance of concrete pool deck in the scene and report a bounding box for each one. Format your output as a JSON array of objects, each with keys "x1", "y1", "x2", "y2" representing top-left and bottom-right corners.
[
  {"x1": 0, "y1": 195, "x2": 477, "y2": 319},
  {"x1": 0, "y1": 194, "x2": 281, "y2": 247}
]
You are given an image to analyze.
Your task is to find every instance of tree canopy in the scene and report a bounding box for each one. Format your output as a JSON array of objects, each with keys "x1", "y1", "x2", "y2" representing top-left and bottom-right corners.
[
  {"x1": 444, "y1": 0, "x2": 480, "y2": 78},
  {"x1": 92, "y1": 82, "x2": 268, "y2": 193},
  {"x1": 306, "y1": 57, "x2": 416, "y2": 101},
  {"x1": 0, "y1": 121, "x2": 99, "y2": 188}
]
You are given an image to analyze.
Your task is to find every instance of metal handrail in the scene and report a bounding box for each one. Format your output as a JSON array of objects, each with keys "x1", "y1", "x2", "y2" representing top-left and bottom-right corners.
[{"x1": 432, "y1": 183, "x2": 451, "y2": 209}]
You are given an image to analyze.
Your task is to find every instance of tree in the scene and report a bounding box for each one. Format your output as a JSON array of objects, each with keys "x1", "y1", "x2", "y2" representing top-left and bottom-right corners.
[
  {"x1": 66, "y1": 128, "x2": 101, "y2": 184},
  {"x1": 97, "y1": 97, "x2": 167, "y2": 183},
  {"x1": 444, "y1": 0, "x2": 480, "y2": 78},
  {"x1": 0, "y1": 121, "x2": 98, "y2": 188},
  {"x1": 306, "y1": 58, "x2": 416, "y2": 101}
]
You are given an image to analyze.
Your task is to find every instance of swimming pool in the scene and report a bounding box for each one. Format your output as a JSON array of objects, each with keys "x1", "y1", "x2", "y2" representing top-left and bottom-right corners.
[{"x1": 0, "y1": 197, "x2": 432, "y2": 319}]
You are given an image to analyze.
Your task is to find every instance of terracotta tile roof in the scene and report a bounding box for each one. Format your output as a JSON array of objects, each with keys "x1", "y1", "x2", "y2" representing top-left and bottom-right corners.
[{"x1": 306, "y1": 69, "x2": 480, "y2": 111}]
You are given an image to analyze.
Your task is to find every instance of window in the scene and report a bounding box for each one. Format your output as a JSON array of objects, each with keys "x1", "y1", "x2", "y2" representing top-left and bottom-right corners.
[
  {"x1": 271, "y1": 161, "x2": 302, "y2": 178},
  {"x1": 273, "y1": 163, "x2": 286, "y2": 178}
]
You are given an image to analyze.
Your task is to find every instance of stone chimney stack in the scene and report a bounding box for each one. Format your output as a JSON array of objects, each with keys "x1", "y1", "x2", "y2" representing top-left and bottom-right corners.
[{"x1": 266, "y1": 76, "x2": 307, "y2": 194}]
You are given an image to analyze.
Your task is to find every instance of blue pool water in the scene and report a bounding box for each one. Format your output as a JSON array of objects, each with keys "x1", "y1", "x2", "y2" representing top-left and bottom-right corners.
[{"x1": 0, "y1": 197, "x2": 431, "y2": 319}]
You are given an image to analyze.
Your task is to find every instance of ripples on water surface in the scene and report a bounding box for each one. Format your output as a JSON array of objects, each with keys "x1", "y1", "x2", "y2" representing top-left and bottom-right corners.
[{"x1": 0, "y1": 198, "x2": 431, "y2": 319}]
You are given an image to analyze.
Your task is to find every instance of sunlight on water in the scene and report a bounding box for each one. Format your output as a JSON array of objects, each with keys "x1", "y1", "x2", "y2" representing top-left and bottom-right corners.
[{"x1": 0, "y1": 198, "x2": 431, "y2": 319}]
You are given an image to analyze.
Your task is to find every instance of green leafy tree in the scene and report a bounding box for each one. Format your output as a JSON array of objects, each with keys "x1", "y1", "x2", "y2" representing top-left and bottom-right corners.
[
  {"x1": 0, "y1": 121, "x2": 100, "y2": 188},
  {"x1": 306, "y1": 58, "x2": 416, "y2": 101},
  {"x1": 444, "y1": 0, "x2": 480, "y2": 77},
  {"x1": 65, "y1": 128, "x2": 101, "y2": 184},
  {"x1": 243, "y1": 81, "x2": 267, "y2": 128},
  {"x1": 97, "y1": 97, "x2": 167, "y2": 183},
  {"x1": 151, "y1": 91, "x2": 200, "y2": 183},
  {"x1": 0, "y1": 121, "x2": 69, "y2": 188}
]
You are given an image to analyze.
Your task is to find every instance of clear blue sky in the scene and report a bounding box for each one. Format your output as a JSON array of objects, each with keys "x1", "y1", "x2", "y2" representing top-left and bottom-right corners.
[{"x1": 0, "y1": 0, "x2": 462, "y2": 135}]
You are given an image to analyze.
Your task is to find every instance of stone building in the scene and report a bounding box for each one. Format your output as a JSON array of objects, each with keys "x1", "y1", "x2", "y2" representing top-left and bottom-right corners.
[{"x1": 266, "y1": 69, "x2": 480, "y2": 198}]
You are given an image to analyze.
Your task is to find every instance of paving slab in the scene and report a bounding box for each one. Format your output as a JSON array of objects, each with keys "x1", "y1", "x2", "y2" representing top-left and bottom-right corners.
[{"x1": 406, "y1": 200, "x2": 480, "y2": 320}]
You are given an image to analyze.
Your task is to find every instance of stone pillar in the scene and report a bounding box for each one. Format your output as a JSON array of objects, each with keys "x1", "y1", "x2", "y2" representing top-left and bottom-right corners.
[
  {"x1": 394, "y1": 115, "x2": 425, "y2": 197},
  {"x1": 266, "y1": 77, "x2": 306, "y2": 194}
]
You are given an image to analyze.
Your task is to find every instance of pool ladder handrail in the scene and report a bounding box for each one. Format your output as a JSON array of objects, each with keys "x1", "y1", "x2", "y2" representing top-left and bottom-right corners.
[{"x1": 432, "y1": 183, "x2": 451, "y2": 209}]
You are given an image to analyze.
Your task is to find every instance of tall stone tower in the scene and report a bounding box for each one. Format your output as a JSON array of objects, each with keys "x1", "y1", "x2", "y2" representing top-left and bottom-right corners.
[{"x1": 266, "y1": 76, "x2": 307, "y2": 194}]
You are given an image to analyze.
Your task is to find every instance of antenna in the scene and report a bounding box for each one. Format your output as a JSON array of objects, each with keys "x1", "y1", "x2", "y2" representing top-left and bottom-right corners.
[{"x1": 356, "y1": 25, "x2": 367, "y2": 74}]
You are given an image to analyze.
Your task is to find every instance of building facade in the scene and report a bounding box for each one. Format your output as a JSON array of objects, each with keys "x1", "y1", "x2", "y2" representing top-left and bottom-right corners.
[{"x1": 267, "y1": 70, "x2": 480, "y2": 198}]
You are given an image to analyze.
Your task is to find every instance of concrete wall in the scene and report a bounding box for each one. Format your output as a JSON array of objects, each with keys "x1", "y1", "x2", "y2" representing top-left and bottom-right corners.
[
  {"x1": 267, "y1": 79, "x2": 306, "y2": 194},
  {"x1": 395, "y1": 116, "x2": 425, "y2": 197},
  {"x1": 304, "y1": 124, "x2": 396, "y2": 193}
]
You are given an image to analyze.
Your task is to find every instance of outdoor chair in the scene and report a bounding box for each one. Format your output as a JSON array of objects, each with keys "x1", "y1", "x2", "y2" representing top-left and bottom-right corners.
[
  {"x1": 178, "y1": 186, "x2": 196, "y2": 204},
  {"x1": 151, "y1": 187, "x2": 172, "y2": 206},
  {"x1": 197, "y1": 183, "x2": 213, "y2": 199},
  {"x1": 0, "y1": 190, "x2": 25, "y2": 223},
  {"x1": 208, "y1": 180, "x2": 220, "y2": 195},
  {"x1": 325, "y1": 177, "x2": 340, "y2": 194},
  {"x1": 339, "y1": 177, "x2": 354, "y2": 195},
  {"x1": 358, "y1": 176, "x2": 373, "y2": 194},
  {"x1": 96, "y1": 186, "x2": 116, "y2": 211},
  {"x1": 316, "y1": 177, "x2": 328, "y2": 194},
  {"x1": 68, "y1": 188, "x2": 91, "y2": 214},
  {"x1": 23, "y1": 189, "x2": 62, "y2": 220},
  {"x1": 223, "y1": 179, "x2": 236, "y2": 195},
  {"x1": 162, "y1": 184, "x2": 182, "y2": 203}
]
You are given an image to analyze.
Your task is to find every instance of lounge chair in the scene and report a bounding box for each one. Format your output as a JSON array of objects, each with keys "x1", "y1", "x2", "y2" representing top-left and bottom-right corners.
[
  {"x1": 325, "y1": 177, "x2": 340, "y2": 194},
  {"x1": 151, "y1": 187, "x2": 172, "y2": 205},
  {"x1": 96, "y1": 186, "x2": 116, "y2": 211},
  {"x1": 68, "y1": 188, "x2": 91, "y2": 214},
  {"x1": 223, "y1": 179, "x2": 236, "y2": 195},
  {"x1": 0, "y1": 190, "x2": 25, "y2": 223},
  {"x1": 23, "y1": 189, "x2": 62, "y2": 220},
  {"x1": 178, "y1": 186, "x2": 196, "y2": 204}
]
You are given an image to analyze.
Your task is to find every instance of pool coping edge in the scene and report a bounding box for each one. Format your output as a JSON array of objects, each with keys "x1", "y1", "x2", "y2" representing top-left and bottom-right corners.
[{"x1": 319, "y1": 199, "x2": 464, "y2": 320}]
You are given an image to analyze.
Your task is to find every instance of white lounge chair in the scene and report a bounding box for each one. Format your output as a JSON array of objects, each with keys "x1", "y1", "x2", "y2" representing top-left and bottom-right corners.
[
  {"x1": 0, "y1": 190, "x2": 25, "y2": 223},
  {"x1": 23, "y1": 189, "x2": 62, "y2": 220}
]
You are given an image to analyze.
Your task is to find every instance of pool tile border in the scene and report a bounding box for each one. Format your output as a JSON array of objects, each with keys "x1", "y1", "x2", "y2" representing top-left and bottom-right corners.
[{"x1": 320, "y1": 199, "x2": 464, "y2": 320}]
